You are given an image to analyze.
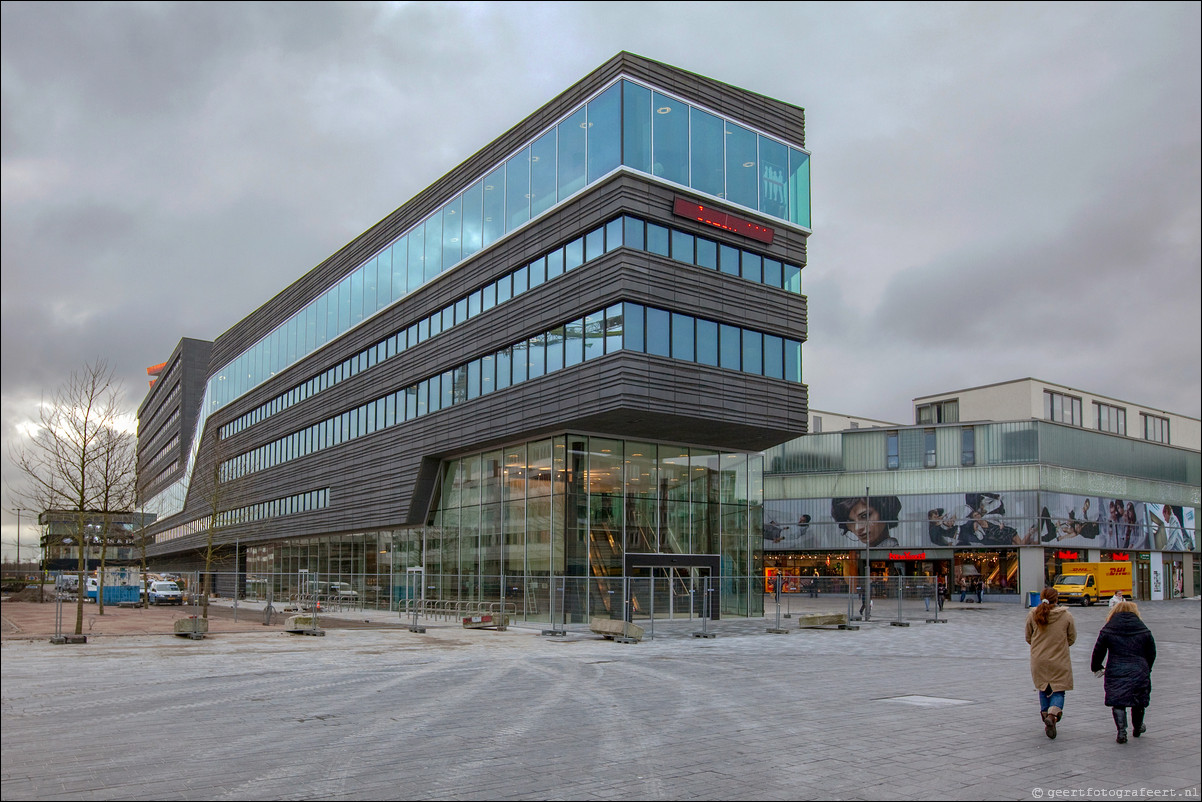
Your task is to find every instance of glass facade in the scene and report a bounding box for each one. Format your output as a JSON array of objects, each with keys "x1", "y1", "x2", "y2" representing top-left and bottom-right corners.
[
  {"x1": 431, "y1": 435, "x2": 763, "y2": 621},
  {"x1": 207, "y1": 79, "x2": 810, "y2": 419},
  {"x1": 236, "y1": 435, "x2": 764, "y2": 622}
]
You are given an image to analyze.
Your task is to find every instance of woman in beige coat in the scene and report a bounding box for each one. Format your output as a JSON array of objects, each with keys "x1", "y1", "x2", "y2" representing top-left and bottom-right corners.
[{"x1": 1025, "y1": 586, "x2": 1077, "y2": 739}]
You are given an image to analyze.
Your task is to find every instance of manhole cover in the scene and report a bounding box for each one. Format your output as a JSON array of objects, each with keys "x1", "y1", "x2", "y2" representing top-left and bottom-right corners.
[{"x1": 878, "y1": 695, "x2": 972, "y2": 707}]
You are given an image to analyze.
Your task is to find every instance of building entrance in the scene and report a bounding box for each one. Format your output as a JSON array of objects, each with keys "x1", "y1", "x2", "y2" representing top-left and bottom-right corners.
[{"x1": 624, "y1": 553, "x2": 721, "y2": 623}]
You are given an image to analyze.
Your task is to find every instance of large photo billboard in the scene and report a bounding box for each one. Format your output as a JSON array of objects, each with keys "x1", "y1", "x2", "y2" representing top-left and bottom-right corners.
[{"x1": 764, "y1": 492, "x2": 1197, "y2": 552}]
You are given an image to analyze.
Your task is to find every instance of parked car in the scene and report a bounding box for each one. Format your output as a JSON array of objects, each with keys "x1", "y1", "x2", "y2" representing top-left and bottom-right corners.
[{"x1": 147, "y1": 581, "x2": 184, "y2": 605}]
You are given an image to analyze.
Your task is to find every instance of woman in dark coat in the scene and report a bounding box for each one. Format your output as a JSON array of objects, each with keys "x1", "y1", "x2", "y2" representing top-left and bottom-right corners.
[{"x1": 1091, "y1": 600, "x2": 1156, "y2": 744}]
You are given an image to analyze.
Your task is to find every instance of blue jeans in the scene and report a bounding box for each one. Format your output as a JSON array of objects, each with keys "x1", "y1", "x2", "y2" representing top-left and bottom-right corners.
[{"x1": 1039, "y1": 688, "x2": 1065, "y2": 712}]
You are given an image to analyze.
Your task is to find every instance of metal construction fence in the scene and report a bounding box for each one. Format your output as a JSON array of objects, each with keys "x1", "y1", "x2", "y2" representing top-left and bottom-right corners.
[
  {"x1": 763, "y1": 574, "x2": 948, "y2": 627},
  {"x1": 4, "y1": 569, "x2": 953, "y2": 628}
]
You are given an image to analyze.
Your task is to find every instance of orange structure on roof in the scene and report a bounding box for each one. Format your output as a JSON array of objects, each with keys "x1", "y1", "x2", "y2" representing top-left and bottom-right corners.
[{"x1": 146, "y1": 362, "x2": 167, "y2": 388}]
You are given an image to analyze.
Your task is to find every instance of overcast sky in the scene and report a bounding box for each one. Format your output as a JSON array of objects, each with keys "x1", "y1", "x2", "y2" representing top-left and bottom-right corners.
[{"x1": 2, "y1": 1, "x2": 1199, "y2": 558}]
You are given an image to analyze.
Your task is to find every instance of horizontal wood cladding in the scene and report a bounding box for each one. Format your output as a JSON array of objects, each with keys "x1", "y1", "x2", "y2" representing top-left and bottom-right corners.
[
  {"x1": 148, "y1": 352, "x2": 806, "y2": 554},
  {"x1": 205, "y1": 54, "x2": 806, "y2": 372},
  {"x1": 207, "y1": 172, "x2": 807, "y2": 440},
  {"x1": 213, "y1": 247, "x2": 807, "y2": 468}
]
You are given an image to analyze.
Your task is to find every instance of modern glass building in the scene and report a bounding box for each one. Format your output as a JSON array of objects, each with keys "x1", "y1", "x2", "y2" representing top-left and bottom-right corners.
[
  {"x1": 763, "y1": 379, "x2": 1200, "y2": 603},
  {"x1": 136, "y1": 53, "x2": 811, "y2": 622}
]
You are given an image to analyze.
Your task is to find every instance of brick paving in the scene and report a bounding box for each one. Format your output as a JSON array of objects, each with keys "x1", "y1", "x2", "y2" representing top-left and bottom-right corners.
[{"x1": 2, "y1": 597, "x2": 1199, "y2": 801}]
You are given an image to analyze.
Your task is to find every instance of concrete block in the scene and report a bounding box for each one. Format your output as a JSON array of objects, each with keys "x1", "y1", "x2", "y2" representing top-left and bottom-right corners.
[
  {"x1": 797, "y1": 612, "x2": 849, "y2": 629},
  {"x1": 589, "y1": 617, "x2": 645, "y2": 642}
]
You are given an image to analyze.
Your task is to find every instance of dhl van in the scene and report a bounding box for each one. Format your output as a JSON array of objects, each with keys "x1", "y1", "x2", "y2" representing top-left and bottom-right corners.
[{"x1": 1052, "y1": 562, "x2": 1133, "y2": 606}]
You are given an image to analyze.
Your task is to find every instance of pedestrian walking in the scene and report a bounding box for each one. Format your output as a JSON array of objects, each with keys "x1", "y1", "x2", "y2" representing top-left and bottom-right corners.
[
  {"x1": 1025, "y1": 587, "x2": 1077, "y2": 739},
  {"x1": 1090, "y1": 600, "x2": 1156, "y2": 744},
  {"x1": 1108, "y1": 590, "x2": 1125, "y2": 608}
]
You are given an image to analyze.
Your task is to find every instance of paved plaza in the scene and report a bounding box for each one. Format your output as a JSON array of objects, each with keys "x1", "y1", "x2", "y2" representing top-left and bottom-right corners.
[{"x1": 2, "y1": 598, "x2": 1199, "y2": 801}]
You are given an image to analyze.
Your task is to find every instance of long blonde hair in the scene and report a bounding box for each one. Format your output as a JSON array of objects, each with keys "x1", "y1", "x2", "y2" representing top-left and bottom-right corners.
[{"x1": 1106, "y1": 599, "x2": 1140, "y2": 622}]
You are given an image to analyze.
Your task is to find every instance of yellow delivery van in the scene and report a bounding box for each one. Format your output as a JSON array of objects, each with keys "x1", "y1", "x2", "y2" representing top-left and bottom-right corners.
[{"x1": 1053, "y1": 562, "x2": 1133, "y2": 606}]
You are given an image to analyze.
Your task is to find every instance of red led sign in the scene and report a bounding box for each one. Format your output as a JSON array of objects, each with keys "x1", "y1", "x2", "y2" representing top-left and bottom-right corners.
[
  {"x1": 1057, "y1": 550, "x2": 1080, "y2": 560},
  {"x1": 888, "y1": 551, "x2": 927, "y2": 560},
  {"x1": 1108, "y1": 552, "x2": 1131, "y2": 561},
  {"x1": 672, "y1": 198, "x2": 775, "y2": 244}
]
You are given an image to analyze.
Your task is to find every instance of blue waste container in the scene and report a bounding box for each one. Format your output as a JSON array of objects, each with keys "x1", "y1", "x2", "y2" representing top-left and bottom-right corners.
[{"x1": 1028, "y1": 591, "x2": 1040, "y2": 608}]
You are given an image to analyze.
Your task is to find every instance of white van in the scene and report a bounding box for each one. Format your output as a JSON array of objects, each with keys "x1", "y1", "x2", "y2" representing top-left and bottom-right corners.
[{"x1": 147, "y1": 581, "x2": 184, "y2": 605}]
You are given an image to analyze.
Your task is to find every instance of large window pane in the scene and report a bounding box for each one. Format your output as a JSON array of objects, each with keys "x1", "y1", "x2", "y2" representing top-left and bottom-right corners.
[
  {"x1": 647, "y1": 223, "x2": 669, "y2": 257},
  {"x1": 671, "y1": 229, "x2": 694, "y2": 265},
  {"x1": 622, "y1": 80, "x2": 652, "y2": 173},
  {"x1": 460, "y1": 181, "x2": 484, "y2": 257},
  {"x1": 725, "y1": 122, "x2": 758, "y2": 209},
  {"x1": 789, "y1": 147, "x2": 811, "y2": 228},
  {"x1": 651, "y1": 92, "x2": 688, "y2": 185},
  {"x1": 442, "y1": 195, "x2": 461, "y2": 268},
  {"x1": 546, "y1": 325, "x2": 565, "y2": 372},
  {"x1": 719, "y1": 324, "x2": 741, "y2": 370},
  {"x1": 505, "y1": 147, "x2": 531, "y2": 232},
  {"x1": 408, "y1": 224, "x2": 426, "y2": 292},
  {"x1": 496, "y1": 348, "x2": 512, "y2": 390},
  {"x1": 624, "y1": 303, "x2": 644, "y2": 352},
  {"x1": 564, "y1": 318, "x2": 585, "y2": 366},
  {"x1": 358, "y1": 261, "x2": 373, "y2": 323},
  {"x1": 742, "y1": 329, "x2": 763, "y2": 375},
  {"x1": 511, "y1": 341, "x2": 527, "y2": 384},
  {"x1": 763, "y1": 334, "x2": 783, "y2": 380},
  {"x1": 584, "y1": 310, "x2": 604, "y2": 361},
  {"x1": 337, "y1": 275, "x2": 351, "y2": 332},
  {"x1": 671, "y1": 312, "x2": 694, "y2": 361},
  {"x1": 558, "y1": 106, "x2": 587, "y2": 200},
  {"x1": 759, "y1": 135, "x2": 789, "y2": 219},
  {"x1": 375, "y1": 249, "x2": 391, "y2": 312},
  {"x1": 482, "y1": 165, "x2": 505, "y2": 247},
  {"x1": 423, "y1": 208, "x2": 443, "y2": 282},
  {"x1": 690, "y1": 107, "x2": 725, "y2": 197},
  {"x1": 530, "y1": 129, "x2": 557, "y2": 217},
  {"x1": 527, "y1": 334, "x2": 545, "y2": 380},
  {"x1": 763, "y1": 258, "x2": 783, "y2": 289},
  {"x1": 604, "y1": 304, "x2": 623, "y2": 353},
  {"x1": 480, "y1": 354, "x2": 495, "y2": 396},
  {"x1": 696, "y1": 319, "x2": 718, "y2": 366},
  {"x1": 587, "y1": 83, "x2": 621, "y2": 182},
  {"x1": 646, "y1": 307, "x2": 670, "y2": 357},
  {"x1": 784, "y1": 339, "x2": 801, "y2": 382},
  {"x1": 402, "y1": 231, "x2": 419, "y2": 294}
]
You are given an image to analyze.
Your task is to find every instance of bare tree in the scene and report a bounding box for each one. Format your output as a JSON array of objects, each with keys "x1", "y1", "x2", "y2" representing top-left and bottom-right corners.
[
  {"x1": 9, "y1": 361, "x2": 133, "y2": 636},
  {"x1": 188, "y1": 435, "x2": 232, "y2": 621}
]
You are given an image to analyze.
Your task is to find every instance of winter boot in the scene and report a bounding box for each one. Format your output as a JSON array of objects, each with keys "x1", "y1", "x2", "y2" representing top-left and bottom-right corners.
[
  {"x1": 1113, "y1": 707, "x2": 1128, "y2": 744},
  {"x1": 1044, "y1": 706, "x2": 1061, "y2": 739},
  {"x1": 1132, "y1": 707, "x2": 1146, "y2": 737}
]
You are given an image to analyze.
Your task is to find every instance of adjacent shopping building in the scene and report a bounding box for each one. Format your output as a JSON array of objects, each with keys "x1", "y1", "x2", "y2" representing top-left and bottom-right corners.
[
  {"x1": 763, "y1": 378, "x2": 1200, "y2": 602},
  {"x1": 136, "y1": 53, "x2": 812, "y2": 621}
]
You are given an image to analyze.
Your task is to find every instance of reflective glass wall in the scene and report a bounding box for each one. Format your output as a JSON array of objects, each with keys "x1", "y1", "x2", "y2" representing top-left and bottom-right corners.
[
  {"x1": 206, "y1": 78, "x2": 810, "y2": 417},
  {"x1": 431, "y1": 434, "x2": 764, "y2": 621}
]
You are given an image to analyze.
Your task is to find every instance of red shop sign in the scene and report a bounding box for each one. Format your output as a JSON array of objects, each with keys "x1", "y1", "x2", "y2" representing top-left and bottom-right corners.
[
  {"x1": 888, "y1": 551, "x2": 927, "y2": 560},
  {"x1": 1057, "y1": 550, "x2": 1080, "y2": 560}
]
